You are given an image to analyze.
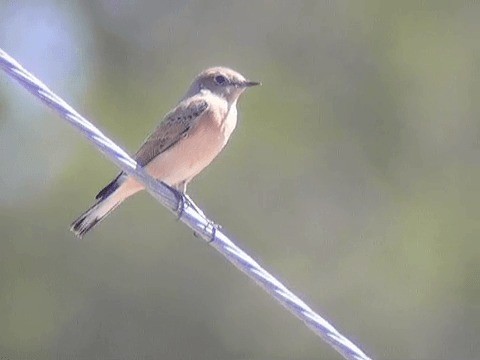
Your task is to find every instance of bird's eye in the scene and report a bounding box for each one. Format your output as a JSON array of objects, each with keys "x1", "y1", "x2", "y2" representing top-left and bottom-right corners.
[{"x1": 214, "y1": 75, "x2": 227, "y2": 85}]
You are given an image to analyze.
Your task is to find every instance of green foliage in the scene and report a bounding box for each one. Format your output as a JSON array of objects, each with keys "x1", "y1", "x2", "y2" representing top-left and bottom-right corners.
[{"x1": 1, "y1": 1, "x2": 479, "y2": 359}]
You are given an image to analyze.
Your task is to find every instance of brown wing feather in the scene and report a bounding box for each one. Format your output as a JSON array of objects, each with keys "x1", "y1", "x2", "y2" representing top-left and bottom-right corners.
[
  {"x1": 95, "y1": 98, "x2": 208, "y2": 200},
  {"x1": 134, "y1": 98, "x2": 209, "y2": 166}
]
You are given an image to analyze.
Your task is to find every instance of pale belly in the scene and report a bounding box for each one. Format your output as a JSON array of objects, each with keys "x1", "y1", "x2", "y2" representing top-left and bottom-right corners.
[
  {"x1": 118, "y1": 107, "x2": 237, "y2": 197},
  {"x1": 146, "y1": 119, "x2": 229, "y2": 186}
]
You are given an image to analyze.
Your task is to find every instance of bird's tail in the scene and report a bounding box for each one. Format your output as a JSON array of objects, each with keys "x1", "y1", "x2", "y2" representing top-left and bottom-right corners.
[{"x1": 70, "y1": 190, "x2": 122, "y2": 239}]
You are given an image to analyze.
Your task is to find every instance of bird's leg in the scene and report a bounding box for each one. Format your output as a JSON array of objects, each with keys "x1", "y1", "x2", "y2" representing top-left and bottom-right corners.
[
  {"x1": 173, "y1": 181, "x2": 193, "y2": 219},
  {"x1": 167, "y1": 182, "x2": 220, "y2": 242},
  {"x1": 161, "y1": 182, "x2": 186, "y2": 219},
  {"x1": 165, "y1": 182, "x2": 205, "y2": 219},
  {"x1": 186, "y1": 193, "x2": 221, "y2": 242},
  {"x1": 182, "y1": 192, "x2": 207, "y2": 219}
]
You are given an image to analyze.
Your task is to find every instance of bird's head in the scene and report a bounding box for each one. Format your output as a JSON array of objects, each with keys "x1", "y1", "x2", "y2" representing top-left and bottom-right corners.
[{"x1": 186, "y1": 66, "x2": 260, "y2": 103}]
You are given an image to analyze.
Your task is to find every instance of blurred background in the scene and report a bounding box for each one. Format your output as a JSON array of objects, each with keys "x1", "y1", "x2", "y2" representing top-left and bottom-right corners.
[{"x1": 1, "y1": 1, "x2": 479, "y2": 359}]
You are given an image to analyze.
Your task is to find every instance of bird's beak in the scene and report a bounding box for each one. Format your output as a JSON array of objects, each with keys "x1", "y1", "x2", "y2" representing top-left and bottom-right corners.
[{"x1": 242, "y1": 80, "x2": 261, "y2": 87}]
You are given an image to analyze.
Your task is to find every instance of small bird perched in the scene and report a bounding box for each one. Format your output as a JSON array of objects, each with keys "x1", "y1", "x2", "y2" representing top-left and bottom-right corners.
[{"x1": 70, "y1": 66, "x2": 260, "y2": 238}]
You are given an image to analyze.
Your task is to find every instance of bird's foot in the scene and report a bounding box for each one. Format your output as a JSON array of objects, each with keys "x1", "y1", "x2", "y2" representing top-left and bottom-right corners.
[
  {"x1": 168, "y1": 187, "x2": 189, "y2": 220},
  {"x1": 194, "y1": 219, "x2": 221, "y2": 243},
  {"x1": 181, "y1": 193, "x2": 207, "y2": 219},
  {"x1": 166, "y1": 185, "x2": 220, "y2": 242},
  {"x1": 168, "y1": 187, "x2": 206, "y2": 220}
]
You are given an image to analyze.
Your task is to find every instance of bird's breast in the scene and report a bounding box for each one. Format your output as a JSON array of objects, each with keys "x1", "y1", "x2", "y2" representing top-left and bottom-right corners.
[{"x1": 144, "y1": 103, "x2": 237, "y2": 186}]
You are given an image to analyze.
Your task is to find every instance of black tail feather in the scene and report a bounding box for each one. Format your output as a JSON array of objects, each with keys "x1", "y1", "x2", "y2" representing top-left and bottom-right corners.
[
  {"x1": 70, "y1": 198, "x2": 121, "y2": 239},
  {"x1": 96, "y1": 173, "x2": 122, "y2": 200},
  {"x1": 70, "y1": 209, "x2": 101, "y2": 238}
]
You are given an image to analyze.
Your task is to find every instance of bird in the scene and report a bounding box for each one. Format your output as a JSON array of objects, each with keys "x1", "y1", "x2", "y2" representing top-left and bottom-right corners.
[{"x1": 70, "y1": 66, "x2": 260, "y2": 238}]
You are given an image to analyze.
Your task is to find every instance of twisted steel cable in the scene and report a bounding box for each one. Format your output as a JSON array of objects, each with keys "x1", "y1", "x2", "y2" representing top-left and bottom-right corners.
[{"x1": 0, "y1": 48, "x2": 372, "y2": 360}]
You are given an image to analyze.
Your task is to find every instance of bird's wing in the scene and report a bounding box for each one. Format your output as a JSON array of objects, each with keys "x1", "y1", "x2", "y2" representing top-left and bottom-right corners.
[
  {"x1": 94, "y1": 98, "x2": 208, "y2": 200},
  {"x1": 134, "y1": 98, "x2": 209, "y2": 167}
]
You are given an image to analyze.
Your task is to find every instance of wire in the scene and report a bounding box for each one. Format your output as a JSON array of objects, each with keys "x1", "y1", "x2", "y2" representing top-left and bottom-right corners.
[{"x1": 0, "y1": 48, "x2": 372, "y2": 360}]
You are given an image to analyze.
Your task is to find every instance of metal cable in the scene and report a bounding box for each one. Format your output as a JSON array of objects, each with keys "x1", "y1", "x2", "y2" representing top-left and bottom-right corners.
[{"x1": 0, "y1": 48, "x2": 372, "y2": 360}]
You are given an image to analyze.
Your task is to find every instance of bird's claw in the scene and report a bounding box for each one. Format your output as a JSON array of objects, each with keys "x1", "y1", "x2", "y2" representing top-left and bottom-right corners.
[
  {"x1": 168, "y1": 185, "x2": 219, "y2": 242},
  {"x1": 173, "y1": 191, "x2": 206, "y2": 220},
  {"x1": 194, "y1": 220, "x2": 221, "y2": 242},
  {"x1": 173, "y1": 190, "x2": 187, "y2": 220}
]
